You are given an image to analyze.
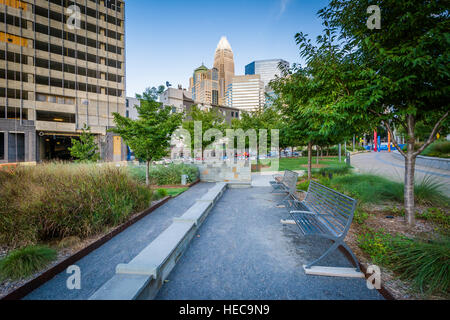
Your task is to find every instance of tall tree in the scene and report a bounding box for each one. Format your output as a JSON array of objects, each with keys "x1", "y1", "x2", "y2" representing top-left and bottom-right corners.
[
  {"x1": 69, "y1": 124, "x2": 100, "y2": 163},
  {"x1": 182, "y1": 105, "x2": 228, "y2": 158},
  {"x1": 319, "y1": 0, "x2": 449, "y2": 226},
  {"x1": 111, "y1": 87, "x2": 182, "y2": 185}
]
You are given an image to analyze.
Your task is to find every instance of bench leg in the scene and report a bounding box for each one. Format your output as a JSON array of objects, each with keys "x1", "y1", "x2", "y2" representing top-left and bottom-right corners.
[
  {"x1": 305, "y1": 241, "x2": 340, "y2": 270},
  {"x1": 305, "y1": 240, "x2": 361, "y2": 272},
  {"x1": 340, "y1": 242, "x2": 361, "y2": 272},
  {"x1": 277, "y1": 192, "x2": 295, "y2": 206}
]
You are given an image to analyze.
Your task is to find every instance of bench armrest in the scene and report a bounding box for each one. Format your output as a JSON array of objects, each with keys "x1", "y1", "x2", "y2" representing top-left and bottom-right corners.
[
  {"x1": 290, "y1": 210, "x2": 313, "y2": 215},
  {"x1": 290, "y1": 210, "x2": 330, "y2": 217}
]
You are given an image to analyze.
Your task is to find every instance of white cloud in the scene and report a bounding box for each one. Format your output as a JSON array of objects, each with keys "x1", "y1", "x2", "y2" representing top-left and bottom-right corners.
[{"x1": 278, "y1": 0, "x2": 292, "y2": 17}]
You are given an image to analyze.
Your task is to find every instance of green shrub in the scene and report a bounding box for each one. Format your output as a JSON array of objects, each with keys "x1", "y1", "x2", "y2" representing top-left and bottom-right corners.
[
  {"x1": 414, "y1": 176, "x2": 449, "y2": 207},
  {"x1": 330, "y1": 174, "x2": 404, "y2": 204},
  {"x1": 128, "y1": 163, "x2": 199, "y2": 186},
  {"x1": 155, "y1": 188, "x2": 169, "y2": 199},
  {"x1": 0, "y1": 245, "x2": 57, "y2": 280},
  {"x1": 421, "y1": 141, "x2": 450, "y2": 158},
  {"x1": 0, "y1": 163, "x2": 154, "y2": 247},
  {"x1": 318, "y1": 165, "x2": 352, "y2": 177},
  {"x1": 390, "y1": 236, "x2": 450, "y2": 295},
  {"x1": 296, "y1": 180, "x2": 310, "y2": 192},
  {"x1": 354, "y1": 209, "x2": 370, "y2": 225},
  {"x1": 419, "y1": 208, "x2": 450, "y2": 233},
  {"x1": 357, "y1": 228, "x2": 394, "y2": 265},
  {"x1": 329, "y1": 173, "x2": 448, "y2": 207}
]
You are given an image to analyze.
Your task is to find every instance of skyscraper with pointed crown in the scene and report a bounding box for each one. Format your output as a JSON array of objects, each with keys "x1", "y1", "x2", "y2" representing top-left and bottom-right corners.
[{"x1": 213, "y1": 36, "x2": 235, "y2": 105}]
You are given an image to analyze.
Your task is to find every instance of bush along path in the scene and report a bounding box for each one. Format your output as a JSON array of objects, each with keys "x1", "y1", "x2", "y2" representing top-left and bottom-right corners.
[{"x1": 296, "y1": 166, "x2": 450, "y2": 300}]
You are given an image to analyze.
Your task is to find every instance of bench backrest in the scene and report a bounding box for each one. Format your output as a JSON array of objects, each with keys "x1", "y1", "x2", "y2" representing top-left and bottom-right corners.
[
  {"x1": 304, "y1": 181, "x2": 357, "y2": 238},
  {"x1": 283, "y1": 170, "x2": 299, "y2": 194}
]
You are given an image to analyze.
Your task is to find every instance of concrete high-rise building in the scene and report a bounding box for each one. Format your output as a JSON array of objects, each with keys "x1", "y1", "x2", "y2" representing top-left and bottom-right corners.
[
  {"x1": 213, "y1": 36, "x2": 234, "y2": 105},
  {"x1": 0, "y1": 0, "x2": 126, "y2": 164},
  {"x1": 160, "y1": 86, "x2": 194, "y2": 114},
  {"x1": 125, "y1": 96, "x2": 140, "y2": 120},
  {"x1": 189, "y1": 64, "x2": 220, "y2": 106},
  {"x1": 245, "y1": 59, "x2": 289, "y2": 88},
  {"x1": 225, "y1": 75, "x2": 265, "y2": 113}
]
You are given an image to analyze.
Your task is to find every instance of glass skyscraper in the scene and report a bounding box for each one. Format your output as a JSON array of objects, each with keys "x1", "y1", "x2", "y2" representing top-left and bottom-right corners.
[{"x1": 245, "y1": 59, "x2": 290, "y2": 88}]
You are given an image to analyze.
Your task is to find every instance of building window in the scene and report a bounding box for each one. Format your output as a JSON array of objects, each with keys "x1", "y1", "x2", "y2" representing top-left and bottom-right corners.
[
  {"x1": 126, "y1": 110, "x2": 129, "y2": 118},
  {"x1": 0, "y1": 132, "x2": 4, "y2": 160},
  {"x1": 36, "y1": 111, "x2": 75, "y2": 123}
]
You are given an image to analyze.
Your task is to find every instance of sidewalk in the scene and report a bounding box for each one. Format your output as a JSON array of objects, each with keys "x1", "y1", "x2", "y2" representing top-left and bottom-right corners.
[{"x1": 156, "y1": 186, "x2": 383, "y2": 300}]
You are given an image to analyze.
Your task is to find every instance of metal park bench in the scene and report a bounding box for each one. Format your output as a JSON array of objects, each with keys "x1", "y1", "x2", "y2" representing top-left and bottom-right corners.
[
  {"x1": 270, "y1": 170, "x2": 288, "y2": 192},
  {"x1": 287, "y1": 181, "x2": 361, "y2": 273},
  {"x1": 270, "y1": 170, "x2": 299, "y2": 205}
]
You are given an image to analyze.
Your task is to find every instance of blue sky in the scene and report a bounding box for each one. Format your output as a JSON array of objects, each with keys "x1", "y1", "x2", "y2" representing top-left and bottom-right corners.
[{"x1": 125, "y1": 0, "x2": 329, "y2": 97}]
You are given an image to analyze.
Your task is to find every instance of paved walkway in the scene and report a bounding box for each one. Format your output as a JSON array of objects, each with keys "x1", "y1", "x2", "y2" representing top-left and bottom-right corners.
[
  {"x1": 24, "y1": 182, "x2": 214, "y2": 300},
  {"x1": 156, "y1": 186, "x2": 383, "y2": 300},
  {"x1": 352, "y1": 152, "x2": 450, "y2": 196}
]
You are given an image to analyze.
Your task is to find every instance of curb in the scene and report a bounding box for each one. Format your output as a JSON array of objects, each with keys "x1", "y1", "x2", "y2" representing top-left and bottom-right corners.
[{"x1": 1, "y1": 196, "x2": 172, "y2": 301}]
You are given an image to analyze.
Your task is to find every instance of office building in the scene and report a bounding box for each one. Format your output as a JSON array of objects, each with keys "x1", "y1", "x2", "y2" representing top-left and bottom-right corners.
[
  {"x1": 160, "y1": 86, "x2": 194, "y2": 114},
  {"x1": 225, "y1": 75, "x2": 265, "y2": 112},
  {"x1": 213, "y1": 36, "x2": 234, "y2": 105},
  {"x1": 189, "y1": 64, "x2": 219, "y2": 106},
  {"x1": 125, "y1": 96, "x2": 139, "y2": 120},
  {"x1": 0, "y1": 0, "x2": 126, "y2": 163},
  {"x1": 245, "y1": 59, "x2": 289, "y2": 88}
]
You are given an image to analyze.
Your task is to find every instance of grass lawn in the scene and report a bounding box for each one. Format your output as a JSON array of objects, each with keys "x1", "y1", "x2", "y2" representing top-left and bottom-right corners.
[
  {"x1": 165, "y1": 187, "x2": 189, "y2": 197},
  {"x1": 254, "y1": 157, "x2": 345, "y2": 171}
]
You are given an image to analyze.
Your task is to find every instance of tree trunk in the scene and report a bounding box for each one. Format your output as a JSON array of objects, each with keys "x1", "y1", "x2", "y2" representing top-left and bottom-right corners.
[
  {"x1": 146, "y1": 160, "x2": 150, "y2": 186},
  {"x1": 308, "y1": 142, "x2": 312, "y2": 181},
  {"x1": 316, "y1": 146, "x2": 319, "y2": 165},
  {"x1": 404, "y1": 151, "x2": 416, "y2": 226}
]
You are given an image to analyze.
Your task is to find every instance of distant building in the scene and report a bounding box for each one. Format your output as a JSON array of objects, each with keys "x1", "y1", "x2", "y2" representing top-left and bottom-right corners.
[
  {"x1": 189, "y1": 65, "x2": 220, "y2": 106},
  {"x1": 125, "y1": 97, "x2": 140, "y2": 120},
  {"x1": 245, "y1": 59, "x2": 290, "y2": 88},
  {"x1": 225, "y1": 75, "x2": 265, "y2": 113},
  {"x1": 213, "y1": 36, "x2": 235, "y2": 105},
  {"x1": 160, "y1": 87, "x2": 194, "y2": 114},
  {"x1": 187, "y1": 103, "x2": 240, "y2": 124}
]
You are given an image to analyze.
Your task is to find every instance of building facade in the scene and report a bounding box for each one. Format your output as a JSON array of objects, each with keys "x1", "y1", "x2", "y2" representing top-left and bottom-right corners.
[
  {"x1": 125, "y1": 96, "x2": 139, "y2": 120},
  {"x1": 225, "y1": 74, "x2": 265, "y2": 113},
  {"x1": 160, "y1": 86, "x2": 194, "y2": 114},
  {"x1": 189, "y1": 64, "x2": 219, "y2": 106},
  {"x1": 213, "y1": 36, "x2": 234, "y2": 106},
  {"x1": 0, "y1": 0, "x2": 126, "y2": 164},
  {"x1": 245, "y1": 59, "x2": 289, "y2": 88}
]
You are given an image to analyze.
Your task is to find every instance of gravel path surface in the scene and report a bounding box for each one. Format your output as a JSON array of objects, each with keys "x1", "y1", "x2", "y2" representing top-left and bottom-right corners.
[
  {"x1": 156, "y1": 186, "x2": 383, "y2": 300},
  {"x1": 24, "y1": 182, "x2": 214, "y2": 300}
]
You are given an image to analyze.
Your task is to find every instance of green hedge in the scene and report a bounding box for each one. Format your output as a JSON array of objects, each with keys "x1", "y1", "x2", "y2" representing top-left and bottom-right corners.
[{"x1": 128, "y1": 163, "x2": 199, "y2": 186}]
